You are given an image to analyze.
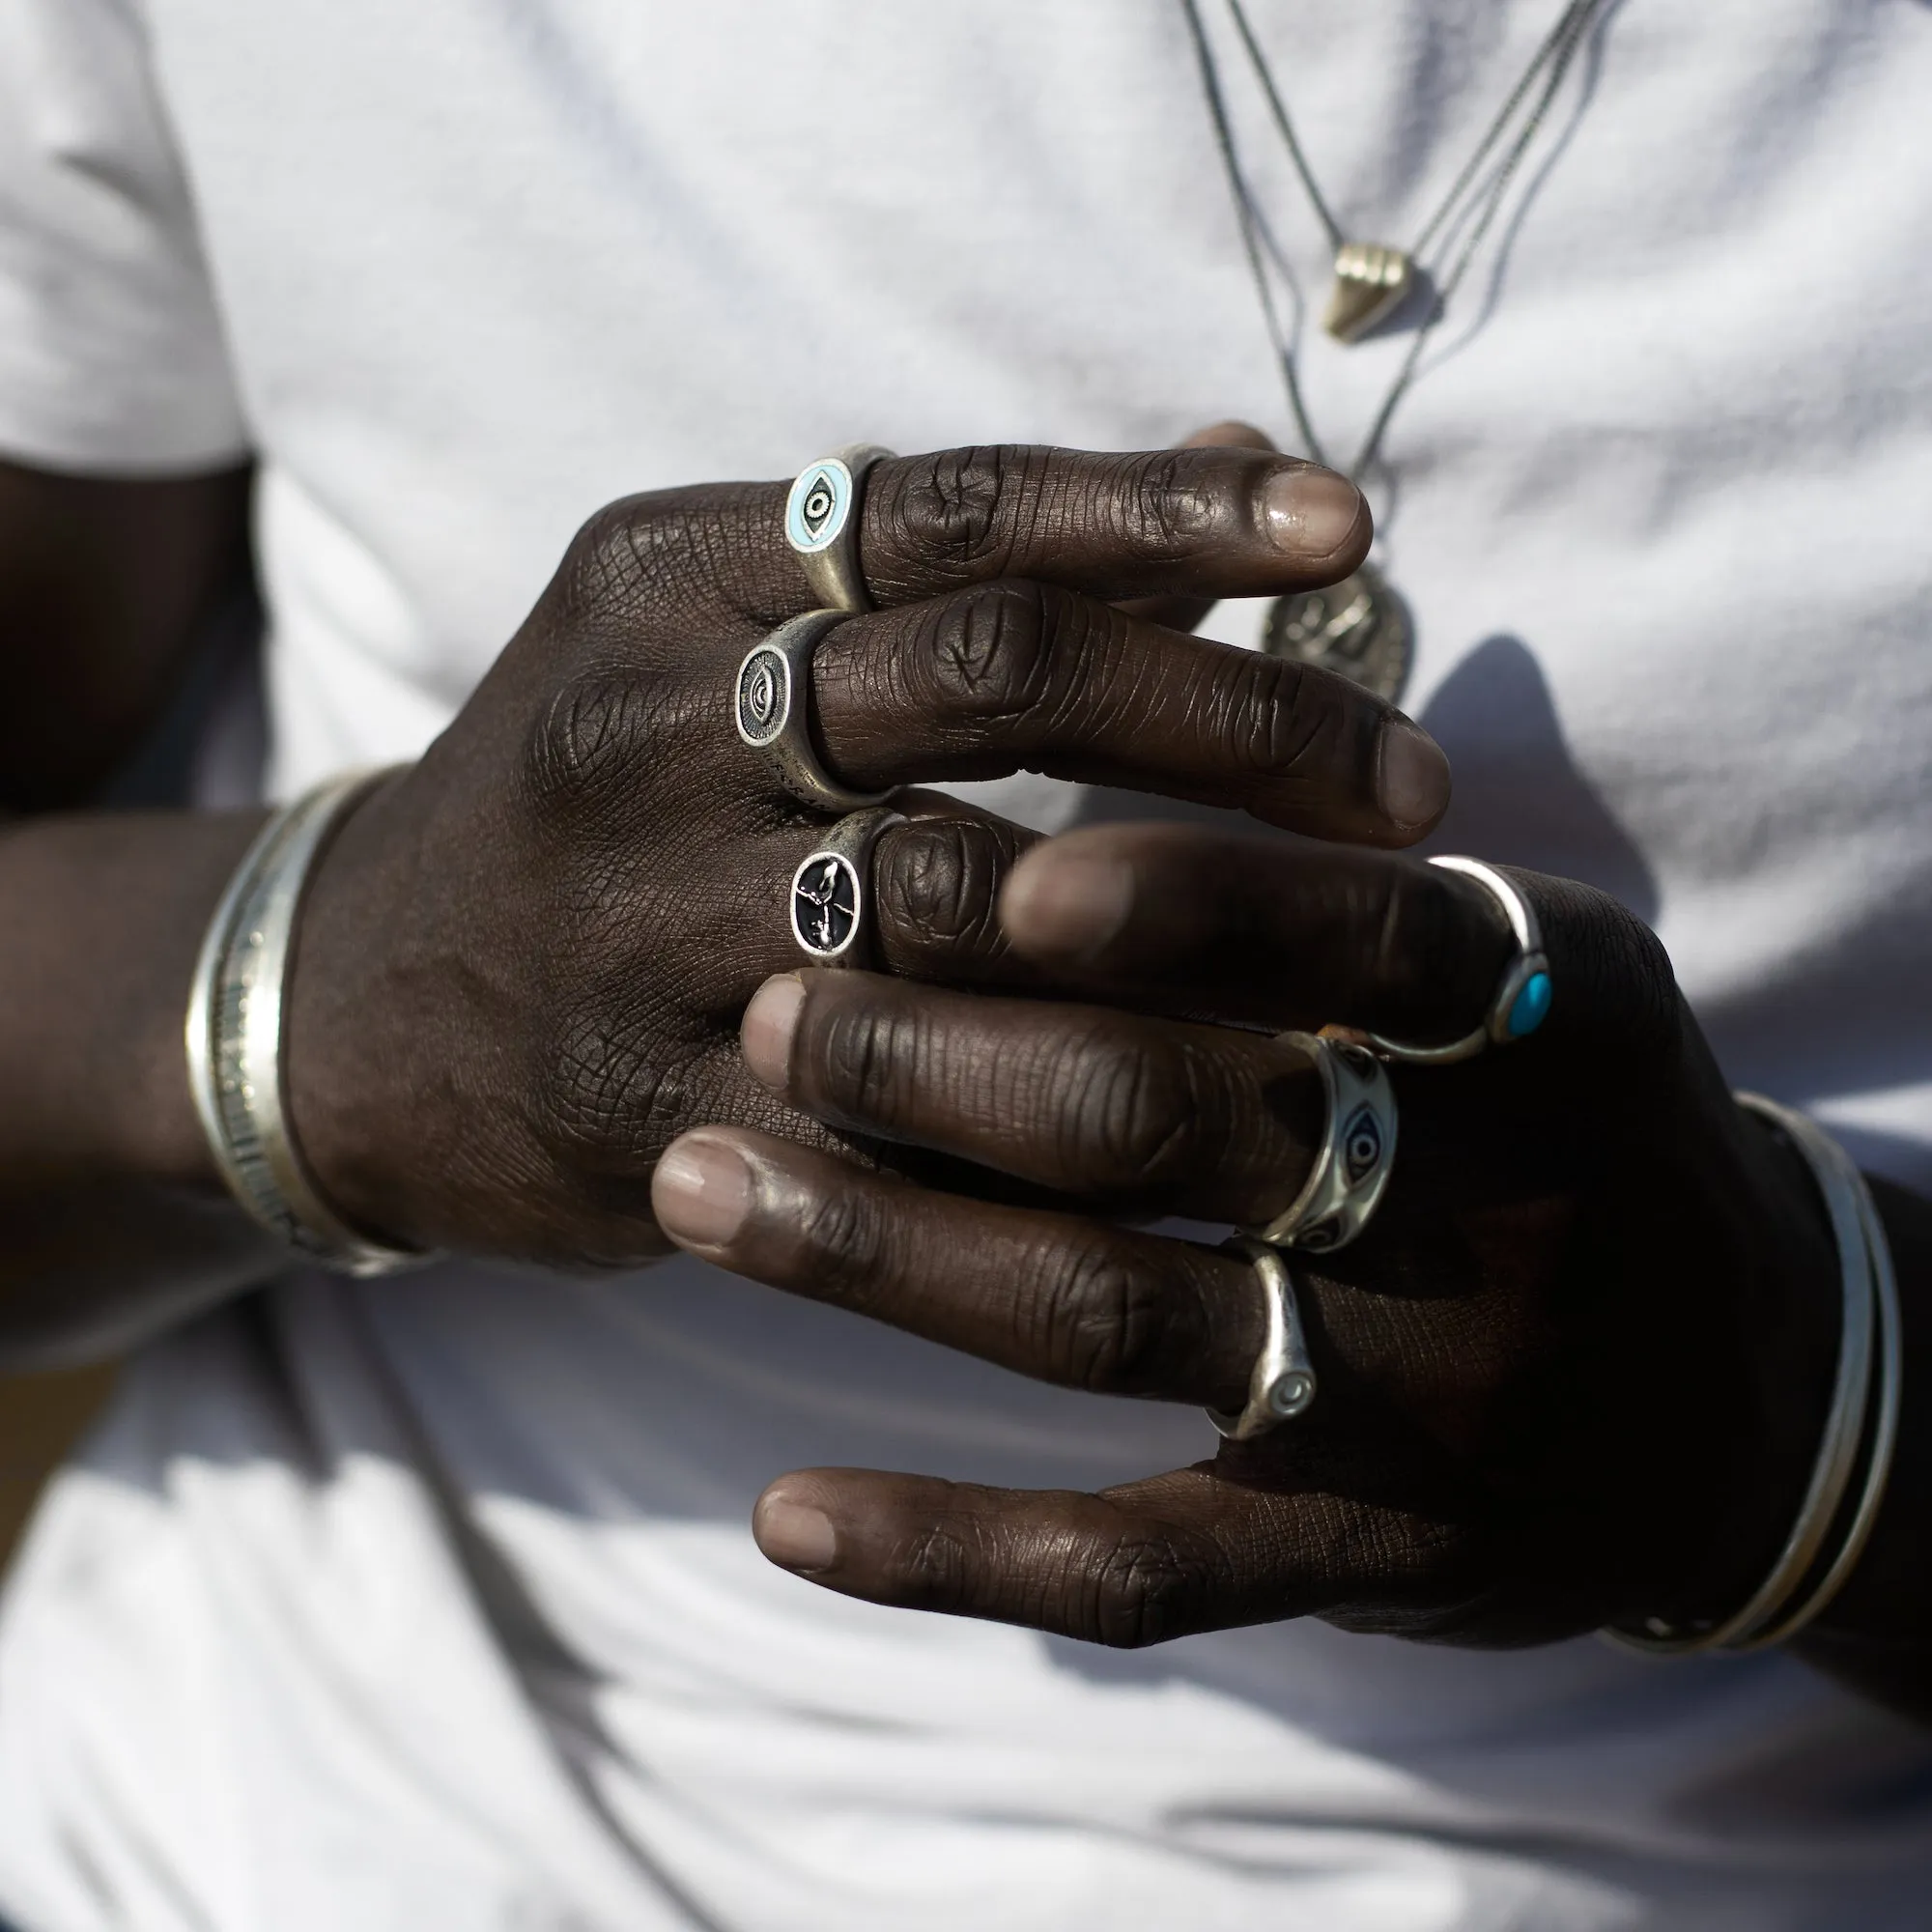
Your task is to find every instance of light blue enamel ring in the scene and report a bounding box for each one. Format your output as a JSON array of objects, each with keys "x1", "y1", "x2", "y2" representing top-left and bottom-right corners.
[
  {"x1": 1365, "y1": 856, "x2": 1552, "y2": 1065},
  {"x1": 784, "y1": 443, "x2": 894, "y2": 612}
]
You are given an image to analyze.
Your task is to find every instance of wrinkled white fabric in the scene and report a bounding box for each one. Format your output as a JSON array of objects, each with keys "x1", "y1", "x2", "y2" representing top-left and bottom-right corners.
[{"x1": 2, "y1": 3, "x2": 1931, "y2": 1926}]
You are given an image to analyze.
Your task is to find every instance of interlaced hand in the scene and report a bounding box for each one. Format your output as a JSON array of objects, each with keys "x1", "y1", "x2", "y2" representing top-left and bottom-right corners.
[
  {"x1": 653, "y1": 828, "x2": 1843, "y2": 1646},
  {"x1": 283, "y1": 444, "x2": 1441, "y2": 1267}
]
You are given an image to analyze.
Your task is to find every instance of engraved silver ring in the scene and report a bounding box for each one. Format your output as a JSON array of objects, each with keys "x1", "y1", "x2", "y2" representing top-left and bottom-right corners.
[
  {"x1": 785, "y1": 443, "x2": 894, "y2": 612},
  {"x1": 789, "y1": 806, "x2": 907, "y2": 969},
  {"x1": 1243, "y1": 1031, "x2": 1397, "y2": 1254},
  {"x1": 1208, "y1": 1237, "x2": 1319, "y2": 1438},
  {"x1": 736, "y1": 611, "x2": 902, "y2": 813}
]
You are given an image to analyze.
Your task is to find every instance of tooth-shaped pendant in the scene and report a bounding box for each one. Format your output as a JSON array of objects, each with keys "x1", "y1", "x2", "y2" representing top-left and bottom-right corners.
[{"x1": 1323, "y1": 242, "x2": 1415, "y2": 344}]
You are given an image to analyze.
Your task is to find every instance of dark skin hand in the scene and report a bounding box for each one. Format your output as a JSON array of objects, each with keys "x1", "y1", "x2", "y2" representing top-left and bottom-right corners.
[
  {"x1": 0, "y1": 439, "x2": 1450, "y2": 1366},
  {"x1": 281, "y1": 441, "x2": 1438, "y2": 1270},
  {"x1": 651, "y1": 827, "x2": 1932, "y2": 1721}
]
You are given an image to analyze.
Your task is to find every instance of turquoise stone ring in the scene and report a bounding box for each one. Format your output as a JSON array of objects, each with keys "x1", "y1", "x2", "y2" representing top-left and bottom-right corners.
[
  {"x1": 1366, "y1": 857, "x2": 1552, "y2": 1065},
  {"x1": 1507, "y1": 968, "x2": 1553, "y2": 1040}
]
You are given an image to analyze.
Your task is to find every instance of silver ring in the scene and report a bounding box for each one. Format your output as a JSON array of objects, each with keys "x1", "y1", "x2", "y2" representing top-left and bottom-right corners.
[
  {"x1": 1366, "y1": 856, "x2": 1552, "y2": 1065},
  {"x1": 785, "y1": 443, "x2": 894, "y2": 612},
  {"x1": 1243, "y1": 1032, "x2": 1396, "y2": 1253},
  {"x1": 789, "y1": 807, "x2": 906, "y2": 969},
  {"x1": 736, "y1": 611, "x2": 901, "y2": 813},
  {"x1": 1208, "y1": 1237, "x2": 1318, "y2": 1439}
]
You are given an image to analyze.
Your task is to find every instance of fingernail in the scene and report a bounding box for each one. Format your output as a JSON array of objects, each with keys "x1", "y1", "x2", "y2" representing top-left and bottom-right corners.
[
  {"x1": 1260, "y1": 465, "x2": 1367, "y2": 560},
  {"x1": 742, "y1": 973, "x2": 806, "y2": 1091},
  {"x1": 1002, "y1": 851, "x2": 1135, "y2": 961},
  {"x1": 754, "y1": 1493, "x2": 838, "y2": 1574},
  {"x1": 1377, "y1": 716, "x2": 1452, "y2": 831},
  {"x1": 652, "y1": 1134, "x2": 754, "y2": 1249}
]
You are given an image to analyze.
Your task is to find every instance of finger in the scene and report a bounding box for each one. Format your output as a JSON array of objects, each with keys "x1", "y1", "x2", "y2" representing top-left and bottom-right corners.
[
  {"x1": 739, "y1": 970, "x2": 1324, "y2": 1224},
  {"x1": 999, "y1": 826, "x2": 1519, "y2": 1040},
  {"x1": 617, "y1": 443, "x2": 1371, "y2": 628},
  {"x1": 748, "y1": 1463, "x2": 1359, "y2": 1644},
  {"x1": 650, "y1": 1123, "x2": 1261, "y2": 1408},
  {"x1": 806, "y1": 582, "x2": 1450, "y2": 845},
  {"x1": 860, "y1": 442, "x2": 1366, "y2": 610},
  {"x1": 1119, "y1": 421, "x2": 1278, "y2": 633}
]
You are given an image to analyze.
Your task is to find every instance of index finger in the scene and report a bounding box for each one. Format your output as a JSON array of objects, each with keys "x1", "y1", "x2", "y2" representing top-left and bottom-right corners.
[
  {"x1": 653, "y1": 444, "x2": 1372, "y2": 624},
  {"x1": 858, "y1": 442, "x2": 1371, "y2": 611}
]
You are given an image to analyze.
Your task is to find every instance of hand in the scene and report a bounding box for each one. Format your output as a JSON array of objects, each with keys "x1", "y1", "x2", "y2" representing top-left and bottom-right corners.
[
  {"x1": 652, "y1": 826, "x2": 1842, "y2": 1647},
  {"x1": 285, "y1": 446, "x2": 1450, "y2": 1267}
]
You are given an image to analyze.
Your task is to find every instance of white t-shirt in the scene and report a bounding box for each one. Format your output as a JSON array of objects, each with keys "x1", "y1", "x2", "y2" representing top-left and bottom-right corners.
[{"x1": 4, "y1": 2, "x2": 1932, "y2": 1927}]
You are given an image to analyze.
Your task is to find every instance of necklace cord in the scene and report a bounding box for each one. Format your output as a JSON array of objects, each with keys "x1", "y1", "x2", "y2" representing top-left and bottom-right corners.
[
  {"x1": 1191, "y1": 0, "x2": 1612, "y2": 483},
  {"x1": 1179, "y1": 0, "x2": 1333, "y2": 468}
]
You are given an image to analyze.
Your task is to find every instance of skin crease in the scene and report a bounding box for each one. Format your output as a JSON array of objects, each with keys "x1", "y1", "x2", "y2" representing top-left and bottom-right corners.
[{"x1": 653, "y1": 827, "x2": 1932, "y2": 1719}]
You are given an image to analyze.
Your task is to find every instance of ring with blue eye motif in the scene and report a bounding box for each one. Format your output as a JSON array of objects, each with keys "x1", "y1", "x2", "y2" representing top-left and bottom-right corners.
[
  {"x1": 1243, "y1": 1032, "x2": 1398, "y2": 1255},
  {"x1": 784, "y1": 443, "x2": 895, "y2": 612},
  {"x1": 1367, "y1": 856, "x2": 1552, "y2": 1066}
]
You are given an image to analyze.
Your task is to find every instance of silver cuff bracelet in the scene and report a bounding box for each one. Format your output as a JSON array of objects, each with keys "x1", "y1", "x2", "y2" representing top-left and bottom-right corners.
[{"x1": 185, "y1": 768, "x2": 435, "y2": 1278}]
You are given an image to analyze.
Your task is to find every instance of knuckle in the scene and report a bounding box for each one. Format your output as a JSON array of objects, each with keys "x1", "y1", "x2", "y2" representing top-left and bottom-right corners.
[
  {"x1": 872, "y1": 445, "x2": 1030, "y2": 580},
  {"x1": 789, "y1": 1182, "x2": 893, "y2": 1313},
  {"x1": 911, "y1": 580, "x2": 1058, "y2": 725},
  {"x1": 1232, "y1": 656, "x2": 1350, "y2": 777},
  {"x1": 1036, "y1": 1239, "x2": 1193, "y2": 1394},
  {"x1": 811, "y1": 1000, "x2": 923, "y2": 1122},
  {"x1": 1056, "y1": 1031, "x2": 1199, "y2": 1194},
  {"x1": 533, "y1": 995, "x2": 710, "y2": 1172},
  {"x1": 874, "y1": 819, "x2": 1012, "y2": 959},
  {"x1": 1087, "y1": 1534, "x2": 1208, "y2": 1648},
  {"x1": 561, "y1": 497, "x2": 662, "y2": 611},
  {"x1": 1122, "y1": 448, "x2": 1228, "y2": 556},
  {"x1": 892, "y1": 1520, "x2": 975, "y2": 1613},
  {"x1": 525, "y1": 664, "x2": 656, "y2": 818}
]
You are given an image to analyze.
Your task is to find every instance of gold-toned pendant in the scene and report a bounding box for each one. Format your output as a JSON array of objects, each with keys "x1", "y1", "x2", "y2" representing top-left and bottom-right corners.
[{"x1": 1322, "y1": 242, "x2": 1415, "y2": 344}]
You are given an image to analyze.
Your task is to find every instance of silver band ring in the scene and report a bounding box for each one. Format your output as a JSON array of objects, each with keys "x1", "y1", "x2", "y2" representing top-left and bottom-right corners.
[
  {"x1": 785, "y1": 443, "x2": 894, "y2": 612},
  {"x1": 1243, "y1": 1032, "x2": 1397, "y2": 1253},
  {"x1": 789, "y1": 806, "x2": 906, "y2": 968},
  {"x1": 1367, "y1": 856, "x2": 1552, "y2": 1065},
  {"x1": 1208, "y1": 1236, "x2": 1318, "y2": 1439},
  {"x1": 736, "y1": 611, "x2": 901, "y2": 813}
]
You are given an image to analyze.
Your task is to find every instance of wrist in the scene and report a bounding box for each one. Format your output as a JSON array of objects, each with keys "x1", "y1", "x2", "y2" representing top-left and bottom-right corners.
[{"x1": 281, "y1": 768, "x2": 430, "y2": 1249}]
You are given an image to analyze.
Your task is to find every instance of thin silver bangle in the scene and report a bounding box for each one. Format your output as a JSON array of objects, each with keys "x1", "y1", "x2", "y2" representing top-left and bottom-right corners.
[
  {"x1": 1733, "y1": 1110, "x2": 1903, "y2": 1649},
  {"x1": 1605, "y1": 1094, "x2": 1897, "y2": 1655},
  {"x1": 185, "y1": 767, "x2": 435, "y2": 1278}
]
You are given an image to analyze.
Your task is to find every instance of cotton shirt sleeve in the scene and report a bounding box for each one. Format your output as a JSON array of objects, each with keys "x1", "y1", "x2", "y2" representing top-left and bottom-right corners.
[{"x1": 0, "y1": 0, "x2": 248, "y2": 472}]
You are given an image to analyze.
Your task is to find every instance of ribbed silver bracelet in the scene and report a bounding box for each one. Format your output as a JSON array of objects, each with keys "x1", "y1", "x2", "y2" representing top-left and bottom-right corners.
[
  {"x1": 1605, "y1": 1093, "x2": 1902, "y2": 1656},
  {"x1": 185, "y1": 768, "x2": 435, "y2": 1279}
]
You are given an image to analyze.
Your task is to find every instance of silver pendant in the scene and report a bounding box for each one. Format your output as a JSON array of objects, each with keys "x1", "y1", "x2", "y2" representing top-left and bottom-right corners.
[
  {"x1": 1261, "y1": 557, "x2": 1412, "y2": 704},
  {"x1": 1323, "y1": 242, "x2": 1415, "y2": 344}
]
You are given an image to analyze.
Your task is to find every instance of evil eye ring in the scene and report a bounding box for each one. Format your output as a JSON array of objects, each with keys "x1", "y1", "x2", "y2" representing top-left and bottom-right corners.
[{"x1": 1243, "y1": 1031, "x2": 1397, "y2": 1254}]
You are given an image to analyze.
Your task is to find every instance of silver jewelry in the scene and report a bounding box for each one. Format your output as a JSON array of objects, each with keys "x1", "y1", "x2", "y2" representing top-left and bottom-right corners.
[
  {"x1": 1367, "y1": 857, "x2": 1551, "y2": 1065},
  {"x1": 784, "y1": 443, "x2": 894, "y2": 613},
  {"x1": 1244, "y1": 1032, "x2": 1396, "y2": 1253},
  {"x1": 1605, "y1": 1095, "x2": 1902, "y2": 1656},
  {"x1": 1208, "y1": 1236, "x2": 1318, "y2": 1439},
  {"x1": 789, "y1": 807, "x2": 906, "y2": 968},
  {"x1": 185, "y1": 770, "x2": 433, "y2": 1278},
  {"x1": 736, "y1": 611, "x2": 901, "y2": 813},
  {"x1": 1180, "y1": 0, "x2": 1615, "y2": 700}
]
